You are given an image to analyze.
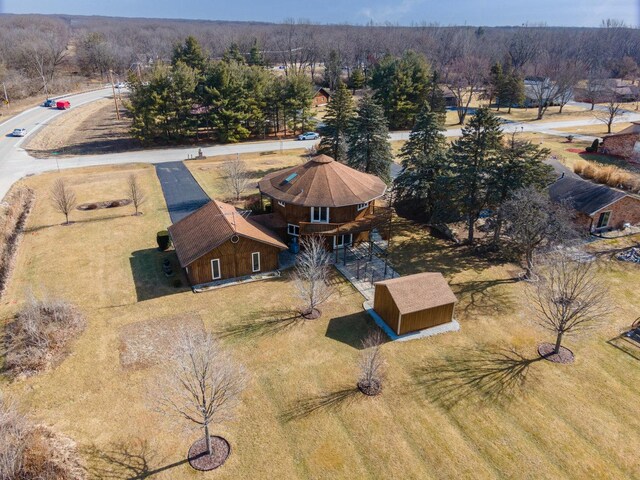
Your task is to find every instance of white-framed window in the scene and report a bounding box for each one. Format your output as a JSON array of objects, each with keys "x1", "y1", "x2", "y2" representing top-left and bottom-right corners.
[
  {"x1": 356, "y1": 202, "x2": 369, "y2": 212},
  {"x1": 333, "y1": 234, "x2": 353, "y2": 249},
  {"x1": 287, "y1": 223, "x2": 300, "y2": 236},
  {"x1": 251, "y1": 252, "x2": 261, "y2": 272},
  {"x1": 596, "y1": 211, "x2": 611, "y2": 229},
  {"x1": 277, "y1": 200, "x2": 285, "y2": 208},
  {"x1": 311, "y1": 206, "x2": 329, "y2": 223},
  {"x1": 211, "y1": 259, "x2": 221, "y2": 280}
]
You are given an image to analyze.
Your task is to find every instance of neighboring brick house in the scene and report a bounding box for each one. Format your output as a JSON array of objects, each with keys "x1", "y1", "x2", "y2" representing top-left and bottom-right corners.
[
  {"x1": 549, "y1": 175, "x2": 640, "y2": 232},
  {"x1": 600, "y1": 122, "x2": 640, "y2": 160},
  {"x1": 312, "y1": 87, "x2": 331, "y2": 107}
]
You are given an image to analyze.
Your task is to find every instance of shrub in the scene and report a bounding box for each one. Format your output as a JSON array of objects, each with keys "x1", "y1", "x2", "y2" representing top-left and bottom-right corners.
[
  {"x1": 582, "y1": 164, "x2": 597, "y2": 179},
  {"x1": 156, "y1": 230, "x2": 170, "y2": 251},
  {"x1": 3, "y1": 295, "x2": 86, "y2": 377},
  {"x1": 573, "y1": 159, "x2": 588, "y2": 175},
  {"x1": 593, "y1": 165, "x2": 615, "y2": 184},
  {"x1": 0, "y1": 188, "x2": 34, "y2": 299},
  {"x1": 585, "y1": 138, "x2": 600, "y2": 153}
]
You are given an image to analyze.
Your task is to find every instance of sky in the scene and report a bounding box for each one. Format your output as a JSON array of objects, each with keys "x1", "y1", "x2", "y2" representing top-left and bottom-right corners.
[{"x1": 0, "y1": 0, "x2": 638, "y2": 27}]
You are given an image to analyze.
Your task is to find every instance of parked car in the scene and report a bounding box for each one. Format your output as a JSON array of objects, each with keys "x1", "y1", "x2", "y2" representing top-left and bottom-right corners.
[
  {"x1": 12, "y1": 128, "x2": 27, "y2": 137},
  {"x1": 56, "y1": 100, "x2": 71, "y2": 110},
  {"x1": 115, "y1": 82, "x2": 126, "y2": 89},
  {"x1": 43, "y1": 98, "x2": 56, "y2": 107},
  {"x1": 297, "y1": 132, "x2": 320, "y2": 140}
]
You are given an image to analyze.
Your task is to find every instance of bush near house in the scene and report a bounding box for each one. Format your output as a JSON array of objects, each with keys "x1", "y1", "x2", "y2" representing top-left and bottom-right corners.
[{"x1": 573, "y1": 159, "x2": 640, "y2": 192}]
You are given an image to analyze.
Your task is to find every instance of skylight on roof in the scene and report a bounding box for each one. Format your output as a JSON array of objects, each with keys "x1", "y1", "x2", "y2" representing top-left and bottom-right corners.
[{"x1": 284, "y1": 173, "x2": 298, "y2": 184}]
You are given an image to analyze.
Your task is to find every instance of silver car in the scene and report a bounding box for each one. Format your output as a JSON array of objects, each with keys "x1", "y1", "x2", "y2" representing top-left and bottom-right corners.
[
  {"x1": 297, "y1": 132, "x2": 319, "y2": 140},
  {"x1": 11, "y1": 128, "x2": 27, "y2": 137}
]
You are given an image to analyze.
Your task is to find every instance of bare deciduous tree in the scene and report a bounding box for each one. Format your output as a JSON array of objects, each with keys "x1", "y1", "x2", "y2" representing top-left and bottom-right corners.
[
  {"x1": 527, "y1": 251, "x2": 610, "y2": 357},
  {"x1": 127, "y1": 174, "x2": 146, "y2": 215},
  {"x1": 222, "y1": 157, "x2": 250, "y2": 201},
  {"x1": 293, "y1": 235, "x2": 333, "y2": 318},
  {"x1": 357, "y1": 329, "x2": 386, "y2": 396},
  {"x1": 595, "y1": 93, "x2": 623, "y2": 134},
  {"x1": 50, "y1": 178, "x2": 76, "y2": 225},
  {"x1": 502, "y1": 187, "x2": 576, "y2": 277},
  {"x1": 0, "y1": 395, "x2": 30, "y2": 479},
  {"x1": 154, "y1": 329, "x2": 246, "y2": 459}
]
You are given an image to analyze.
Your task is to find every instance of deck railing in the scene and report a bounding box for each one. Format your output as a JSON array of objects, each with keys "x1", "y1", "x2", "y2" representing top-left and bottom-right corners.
[{"x1": 299, "y1": 207, "x2": 393, "y2": 236}]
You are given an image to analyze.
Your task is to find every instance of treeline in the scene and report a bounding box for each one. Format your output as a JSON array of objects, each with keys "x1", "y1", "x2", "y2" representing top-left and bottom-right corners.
[{"x1": 0, "y1": 14, "x2": 639, "y2": 102}]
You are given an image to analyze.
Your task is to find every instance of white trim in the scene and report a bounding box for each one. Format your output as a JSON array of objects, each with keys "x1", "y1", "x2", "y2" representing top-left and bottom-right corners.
[
  {"x1": 251, "y1": 252, "x2": 261, "y2": 272},
  {"x1": 588, "y1": 196, "x2": 626, "y2": 216},
  {"x1": 211, "y1": 259, "x2": 221, "y2": 280},
  {"x1": 287, "y1": 223, "x2": 300, "y2": 236},
  {"x1": 595, "y1": 210, "x2": 611, "y2": 229},
  {"x1": 397, "y1": 312, "x2": 402, "y2": 336},
  {"x1": 311, "y1": 206, "x2": 330, "y2": 223},
  {"x1": 356, "y1": 202, "x2": 369, "y2": 211},
  {"x1": 333, "y1": 233, "x2": 353, "y2": 248},
  {"x1": 277, "y1": 200, "x2": 285, "y2": 208}
]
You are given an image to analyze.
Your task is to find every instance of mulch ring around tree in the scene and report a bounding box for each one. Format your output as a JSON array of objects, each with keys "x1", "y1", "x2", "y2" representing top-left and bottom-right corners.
[
  {"x1": 538, "y1": 342, "x2": 575, "y2": 364},
  {"x1": 357, "y1": 379, "x2": 382, "y2": 396},
  {"x1": 300, "y1": 308, "x2": 321, "y2": 320},
  {"x1": 77, "y1": 199, "x2": 131, "y2": 211},
  {"x1": 188, "y1": 436, "x2": 231, "y2": 471}
]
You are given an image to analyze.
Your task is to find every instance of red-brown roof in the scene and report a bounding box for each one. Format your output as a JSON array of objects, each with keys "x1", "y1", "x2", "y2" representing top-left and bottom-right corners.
[
  {"x1": 376, "y1": 272, "x2": 457, "y2": 315},
  {"x1": 258, "y1": 154, "x2": 387, "y2": 207},
  {"x1": 168, "y1": 200, "x2": 287, "y2": 268}
]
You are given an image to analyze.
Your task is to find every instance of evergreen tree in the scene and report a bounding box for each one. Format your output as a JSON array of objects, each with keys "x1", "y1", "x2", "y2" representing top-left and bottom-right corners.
[
  {"x1": 347, "y1": 95, "x2": 393, "y2": 182},
  {"x1": 172, "y1": 36, "x2": 207, "y2": 73},
  {"x1": 394, "y1": 105, "x2": 451, "y2": 222},
  {"x1": 248, "y1": 39, "x2": 264, "y2": 66},
  {"x1": 349, "y1": 67, "x2": 365, "y2": 94},
  {"x1": 283, "y1": 74, "x2": 314, "y2": 135},
  {"x1": 205, "y1": 61, "x2": 251, "y2": 143},
  {"x1": 369, "y1": 51, "x2": 431, "y2": 129},
  {"x1": 318, "y1": 82, "x2": 354, "y2": 162},
  {"x1": 489, "y1": 62, "x2": 504, "y2": 109},
  {"x1": 223, "y1": 43, "x2": 246, "y2": 64},
  {"x1": 451, "y1": 107, "x2": 504, "y2": 243},
  {"x1": 324, "y1": 50, "x2": 342, "y2": 90},
  {"x1": 502, "y1": 67, "x2": 525, "y2": 113},
  {"x1": 490, "y1": 133, "x2": 554, "y2": 242},
  {"x1": 426, "y1": 71, "x2": 446, "y2": 119}
]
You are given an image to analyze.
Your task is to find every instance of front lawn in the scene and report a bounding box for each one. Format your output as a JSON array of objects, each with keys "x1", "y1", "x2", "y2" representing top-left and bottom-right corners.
[{"x1": 1, "y1": 164, "x2": 640, "y2": 478}]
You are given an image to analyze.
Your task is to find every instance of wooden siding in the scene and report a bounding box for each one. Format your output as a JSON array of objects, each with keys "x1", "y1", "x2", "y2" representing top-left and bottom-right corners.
[
  {"x1": 398, "y1": 304, "x2": 455, "y2": 335},
  {"x1": 374, "y1": 284, "x2": 455, "y2": 335},
  {"x1": 185, "y1": 236, "x2": 281, "y2": 285},
  {"x1": 373, "y1": 285, "x2": 401, "y2": 334}
]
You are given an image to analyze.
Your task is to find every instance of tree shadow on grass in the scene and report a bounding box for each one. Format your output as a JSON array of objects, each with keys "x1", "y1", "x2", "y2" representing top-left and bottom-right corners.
[
  {"x1": 450, "y1": 277, "x2": 519, "y2": 317},
  {"x1": 280, "y1": 387, "x2": 361, "y2": 422},
  {"x1": 215, "y1": 307, "x2": 306, "y2": 339},
  {"x1": 412, "y1": 347, "x2": 543, "y2": 409},
  {"x1": 84, "y1": 438, "x2": 188, "y2": 479},
  {"x1": 606, "y1": 335, "x2": 640, "y2": 362}
]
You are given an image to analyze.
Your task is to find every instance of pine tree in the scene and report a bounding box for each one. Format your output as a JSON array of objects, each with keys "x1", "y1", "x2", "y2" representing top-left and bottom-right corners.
[
  {"x1": 349, "y1": 68, "x2": 365, "y2": 94},
  {"x1": 347, "y1": 95, "x2": 393, "y2": 182},
  {"x1": 324, "y1": 50, "x2": 342, "y2": 90},
  {"x1": 172, "y1": 36, "x2": 207, "y2": 73},
  {"x1": 205, "y1": 61, "x2": 251, "y2": 143},
  {"x1": 451, "y1": 107, "x2": 504, "y2": 243},
  {"x1": 248, "y1": 39, "x2": 264, "y2": 66},
  {"x1": 490, "y1": 133, "x2": 554, "y2": 243},
  {"x1": 503, "y1": 68, "x2": 525, "y2": 113},
  {"x1": 223, "y1": 43, "x2": 246, "y2": 64},
  {"x1": 319, "y1": 82, "x2": 354, "y2": 162},
  {"x1": 489, "y1": 62, "x2": 504, "y2": 110},
  {"x1": 283, "y1": 74, "x2": 314, "y2": 135},
  {"x1": 426, "y1": 71, "x2": 446, "y2": 118},
  {"x1": 394, "y1": 105, "x2": 451, "y2": 222}
]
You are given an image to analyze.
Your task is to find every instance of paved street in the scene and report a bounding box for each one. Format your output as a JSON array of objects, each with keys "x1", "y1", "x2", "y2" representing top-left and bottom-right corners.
[{"x1": 1, "y1": 88, "x2": 639, "y2": 199}]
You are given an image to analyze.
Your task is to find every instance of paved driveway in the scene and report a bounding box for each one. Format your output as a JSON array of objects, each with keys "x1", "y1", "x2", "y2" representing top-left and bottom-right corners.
[{"x1": 155, "y1": 161, "x2": 210, "y2": 223}]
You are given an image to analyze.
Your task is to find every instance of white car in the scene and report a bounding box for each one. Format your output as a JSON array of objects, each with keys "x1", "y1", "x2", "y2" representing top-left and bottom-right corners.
[
  {"x1": 11, "y1": 128, "x2": 27, "y2": 137},
  {"x1": 297, "y1": 132, "x2": 320, "y2": 141}
]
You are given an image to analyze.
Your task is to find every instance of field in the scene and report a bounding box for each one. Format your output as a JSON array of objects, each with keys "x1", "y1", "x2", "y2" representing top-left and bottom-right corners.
[{"x1": 1, "y1": 158, "x2": 640, "y2": 479}]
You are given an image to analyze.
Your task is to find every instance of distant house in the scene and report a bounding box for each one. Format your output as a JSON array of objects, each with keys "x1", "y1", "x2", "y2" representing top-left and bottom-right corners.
[
  {"x1": 549, "y1": 175, "x2": 640, "y2": 232},
  {"x1": 523, "y1": 77, "x2": 563, "y2": 108},
  {"x1": 312, "y1": 87, "x2": 331, "y2": 107},
  {"x1": 574, "y1": 79, "x2": 639, "y2": 103},
  {"x1": 440, "y1": 86, "x2": 458, "y2": 108},
  {"x1": 168, "y1": 200, "x2": 287, "y2": 286},
  {"x1": 373, "y1": 273, "x2": 458, "y2": 336},
  {"x1": 600, "y1": 122, "x2": 640, "y2": 160}
]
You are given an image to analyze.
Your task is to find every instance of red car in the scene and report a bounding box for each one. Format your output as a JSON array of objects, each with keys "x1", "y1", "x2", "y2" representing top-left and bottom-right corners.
[{"x1": 56, "y1": 100, "x2": 71, "y2": 110}]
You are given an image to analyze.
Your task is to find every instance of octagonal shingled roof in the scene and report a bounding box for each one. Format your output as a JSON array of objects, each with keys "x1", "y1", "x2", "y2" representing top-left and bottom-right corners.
[{"x1": 258, "y1": 154, "x2": 387, "y2": 208}]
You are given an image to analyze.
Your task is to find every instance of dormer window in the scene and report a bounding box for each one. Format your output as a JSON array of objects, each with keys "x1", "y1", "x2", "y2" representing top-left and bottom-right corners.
[
  {"x1": 356, "y1": 202, "x2": 369, "y2": 211},
  {"x1": 311, "y1": 206, "x2": 329, "y2": 223}
]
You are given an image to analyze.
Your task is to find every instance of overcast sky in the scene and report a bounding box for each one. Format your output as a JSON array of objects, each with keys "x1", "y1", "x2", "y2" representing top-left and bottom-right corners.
[{"x1": 1, "y1": 0, "x2": 638, "y2": 27}]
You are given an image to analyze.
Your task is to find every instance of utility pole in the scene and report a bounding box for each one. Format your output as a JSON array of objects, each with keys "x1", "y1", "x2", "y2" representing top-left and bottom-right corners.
[
  {"x1": 2, "y1": 82, "x2": 8, "y2": 109},
  {"x1": 108, "y1": 70, "x2": 121, "y2": 120}
]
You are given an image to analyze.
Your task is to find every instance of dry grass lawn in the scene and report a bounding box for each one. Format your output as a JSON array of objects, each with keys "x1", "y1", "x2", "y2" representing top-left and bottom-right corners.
[{"x1": 1, "y1": 162, "x2": 640, "y2": 478}]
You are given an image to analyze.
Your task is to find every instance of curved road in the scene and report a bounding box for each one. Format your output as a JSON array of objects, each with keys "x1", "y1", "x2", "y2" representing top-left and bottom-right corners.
[{"x1": 1, "y1": 88, "x2": 639, "y2": 199}]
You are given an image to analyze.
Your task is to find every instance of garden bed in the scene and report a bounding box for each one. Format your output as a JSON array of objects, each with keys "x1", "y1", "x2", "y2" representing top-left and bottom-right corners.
[{"x1": 77, "y1": 199, "x2": 131, "y2": 211}]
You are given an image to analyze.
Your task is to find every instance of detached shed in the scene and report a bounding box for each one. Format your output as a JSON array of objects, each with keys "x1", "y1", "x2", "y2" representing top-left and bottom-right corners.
[{"x1": 374, "y1": 273, "x2": 457, "y2": 336}]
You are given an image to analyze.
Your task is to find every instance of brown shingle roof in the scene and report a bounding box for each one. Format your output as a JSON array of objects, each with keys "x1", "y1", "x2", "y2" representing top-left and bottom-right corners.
[
  {"x1": 376, "y1": 272, "x2": 457, "y2": 315},
  {"x1": 168, "y1": 200, "x2": 286, "y2": 268},
  {"x1": 258, "y1": 154, "x2": 387, "y2": 207}
]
